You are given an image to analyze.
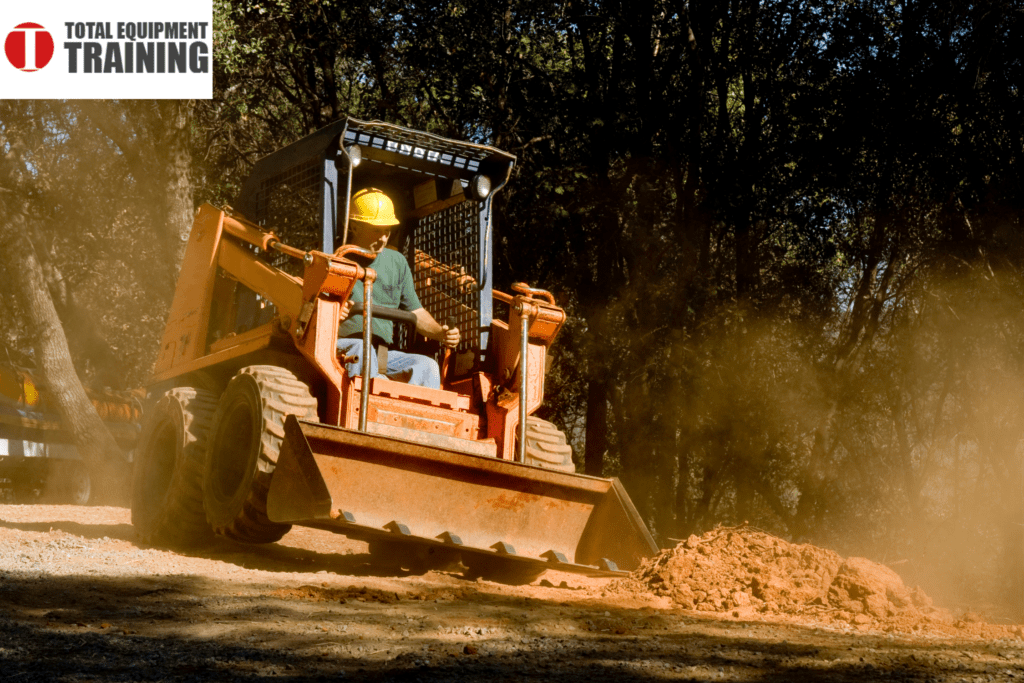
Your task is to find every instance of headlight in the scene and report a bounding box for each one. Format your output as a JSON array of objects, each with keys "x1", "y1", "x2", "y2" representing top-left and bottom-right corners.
[
  {"x1": 344, "y1": 144, "x2": 363, "y2": 167},
  {"x1": 467, "y1": 174, "x2": 491, "y2": 201}
]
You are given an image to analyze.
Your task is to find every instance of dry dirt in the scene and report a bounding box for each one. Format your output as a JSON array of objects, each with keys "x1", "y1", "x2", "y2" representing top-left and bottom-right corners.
[{"x1": 2, "y1": 505, "x2": 1023, "y2": 682}]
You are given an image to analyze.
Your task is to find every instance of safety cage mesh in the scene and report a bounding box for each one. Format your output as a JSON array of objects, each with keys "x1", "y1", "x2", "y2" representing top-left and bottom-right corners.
[
  {"x1": 253, "y1": 157, "x2": 324, "y2": 276},
  {"x1": 224, "y1": 157, "x2": 327, "y2": 334},
  {"x1": 403, "y1": 201, "x2": 482, "y2": 355}
]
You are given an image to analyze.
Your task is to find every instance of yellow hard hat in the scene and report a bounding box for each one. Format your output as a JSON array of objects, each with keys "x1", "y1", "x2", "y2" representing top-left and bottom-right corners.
[{"x1": 349, "y1": 188, "x2": 400, "y2": 227}]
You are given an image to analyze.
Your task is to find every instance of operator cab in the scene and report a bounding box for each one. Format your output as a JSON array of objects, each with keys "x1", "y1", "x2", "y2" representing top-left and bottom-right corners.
[{"x1": 232, "y1": 118, "x2": 516, "y2": 378}]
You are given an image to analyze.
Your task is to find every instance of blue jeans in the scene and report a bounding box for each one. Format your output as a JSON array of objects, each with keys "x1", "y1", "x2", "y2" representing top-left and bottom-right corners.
[{"x1": 336, "y1": 338, "x2": 441, "y2": 390}]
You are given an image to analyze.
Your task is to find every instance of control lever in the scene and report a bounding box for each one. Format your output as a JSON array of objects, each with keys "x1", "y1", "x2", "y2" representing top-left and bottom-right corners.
[{"x1": 441, "y1": 316, "x2": 458, "y2": 383}]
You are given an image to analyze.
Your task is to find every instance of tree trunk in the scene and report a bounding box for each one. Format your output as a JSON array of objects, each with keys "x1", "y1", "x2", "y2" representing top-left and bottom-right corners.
[
  {"x1": 157, "y1": 101, "x2": 195, "y2": 270},
  {"x1": 0, "y1": 202, "x2": 128, "y2": 504}
]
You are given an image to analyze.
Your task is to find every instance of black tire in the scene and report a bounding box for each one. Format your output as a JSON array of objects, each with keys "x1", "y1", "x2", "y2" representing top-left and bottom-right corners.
[
  {"x1": 131, "y1": 387, "x2": 217, "y2": 547},
  {"x1": 10, "y1": 468, "x2": 45, "y2": 504},
  {"x1": 521, "y1": 417, "x2": 575, "y2": 473},
  {"x1": 204, "y1": 365, "x2": 318, "y2": 544}
]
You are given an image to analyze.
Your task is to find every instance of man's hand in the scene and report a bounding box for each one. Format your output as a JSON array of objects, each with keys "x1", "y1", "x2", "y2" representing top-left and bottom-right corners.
[
  {"x1": 441, "y1": 325, "x2": 460, "y2": 349},
  {"x1": 412, "y1": 308, "x2": 459, "y2": 347},
  {"x1": 339, "y1": 299, "x2": 354, "y2": 322}
]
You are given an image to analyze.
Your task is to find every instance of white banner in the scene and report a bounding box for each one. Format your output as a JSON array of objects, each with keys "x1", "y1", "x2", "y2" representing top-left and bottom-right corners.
[{"x1": 1, "y1": 0, "x2": 212, "y2": 99}]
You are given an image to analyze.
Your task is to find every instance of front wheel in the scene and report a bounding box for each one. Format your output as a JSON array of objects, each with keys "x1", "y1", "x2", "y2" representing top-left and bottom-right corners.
[{"x1": 203, "y1": 366, "x2": 318, "y2": 544}]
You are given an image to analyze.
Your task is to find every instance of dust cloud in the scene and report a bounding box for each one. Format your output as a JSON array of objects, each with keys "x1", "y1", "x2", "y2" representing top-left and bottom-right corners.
[{"x1": 614, "y1": 266, "x2": 1024, "y2": 620}]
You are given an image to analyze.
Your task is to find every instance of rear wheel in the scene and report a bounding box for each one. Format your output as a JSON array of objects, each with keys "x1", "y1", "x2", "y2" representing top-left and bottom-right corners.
[
  {"x1": 204, "y1": 366, "x2": 318, "y2": 544},
  {"x1": 521, "y1": 417, "x2": 575, "y2": 473},
  {"x1": 131, "y1": 387, "x2": 216, "y2": 547},
  {"x1": 10, "y1": 468, "x2": 45, "y2": 504}
]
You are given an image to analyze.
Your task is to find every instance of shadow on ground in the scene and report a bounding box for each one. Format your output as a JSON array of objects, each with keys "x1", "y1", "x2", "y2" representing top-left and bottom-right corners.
[{"x1": 1, "y1": 572, "x2": 1014, "y2": 682}]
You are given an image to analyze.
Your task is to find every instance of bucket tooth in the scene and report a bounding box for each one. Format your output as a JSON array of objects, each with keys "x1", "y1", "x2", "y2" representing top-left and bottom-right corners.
[
  {"x1": 437, "y1": 532, "x2": 463, "y2": 546},
  {"x1": 542, "y1": 550, "x2": 568, "y2": 564},
  {"x1": 491, "y1": 541, "x2": 517, "y2": 555},
  {"x1": 331, "y1": 510, "x2": 356, "y2": 523},
  {"x1": 598, "y1": 558, "x2": 619, "y2": 572},
  {"x1": 385, "y1": 521, "x2": 412, "y2": 536}
]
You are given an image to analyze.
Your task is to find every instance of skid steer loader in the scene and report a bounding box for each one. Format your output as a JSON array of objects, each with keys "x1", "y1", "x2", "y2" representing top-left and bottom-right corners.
[{"x1": 131, "y1": 117, "x2": 657, "y2": 582}]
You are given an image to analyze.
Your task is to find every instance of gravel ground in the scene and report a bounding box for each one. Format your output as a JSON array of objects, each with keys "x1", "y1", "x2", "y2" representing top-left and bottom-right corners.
[{"x1": 2, "y1": 504, "x2": 1023, "y2": 682}]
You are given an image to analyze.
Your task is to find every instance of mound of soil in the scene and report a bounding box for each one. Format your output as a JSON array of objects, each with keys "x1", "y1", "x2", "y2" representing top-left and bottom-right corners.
[{"x1": 620, "y1": 526, "x2": 949, "y2": 628}]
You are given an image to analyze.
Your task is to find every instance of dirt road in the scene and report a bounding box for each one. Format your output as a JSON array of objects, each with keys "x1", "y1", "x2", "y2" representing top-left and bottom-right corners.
[{"x1": 1, "y1": 504, "x2": 1023, "y2": 682}]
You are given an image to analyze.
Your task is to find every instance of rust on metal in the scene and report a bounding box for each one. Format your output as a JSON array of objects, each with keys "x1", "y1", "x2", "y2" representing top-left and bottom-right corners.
[
  {"x1": 366, "y1": 420, "x2": 496, "y2": 458},
  {"x1": 267, "y1": 417, "x2": 658, "y2": 572},
  {"x1": 482, "y1": 491, "x2": 539, "y2": 513}
]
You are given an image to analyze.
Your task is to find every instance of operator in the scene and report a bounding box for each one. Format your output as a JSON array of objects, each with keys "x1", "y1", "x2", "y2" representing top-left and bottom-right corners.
[{"x1": 335, "y1": 187, "x2": 459, "y2": 390}]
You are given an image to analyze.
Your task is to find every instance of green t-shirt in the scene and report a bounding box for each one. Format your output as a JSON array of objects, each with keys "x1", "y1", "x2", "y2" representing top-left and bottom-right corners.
[{"x1": 337, "y1": 248, "x2": 421, "y2": 344}]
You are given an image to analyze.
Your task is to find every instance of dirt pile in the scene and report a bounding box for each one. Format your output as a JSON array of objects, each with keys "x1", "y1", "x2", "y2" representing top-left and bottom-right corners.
[{"x1": 620, "y1": 526, "x2": 949, "y2": 627}]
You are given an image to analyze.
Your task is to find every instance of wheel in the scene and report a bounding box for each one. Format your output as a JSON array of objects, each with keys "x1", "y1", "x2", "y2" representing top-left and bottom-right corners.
[
  {"x1": 203, "y1": 365, "x2": 318, "y2": 544},
  {"x1": 10, "y1": 468, "x2": 45, "y2": 504},
  {"x1": 521, "y1": 417, "x2": 575, "y2": 473},
  {"x1": 131, "y1": 387, "x2": 217, "y2": 547}
]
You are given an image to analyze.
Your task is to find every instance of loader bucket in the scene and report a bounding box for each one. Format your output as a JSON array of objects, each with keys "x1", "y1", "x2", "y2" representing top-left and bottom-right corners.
[{"x1": 267, "y1": 417, "x2": 659, "y2": 578}]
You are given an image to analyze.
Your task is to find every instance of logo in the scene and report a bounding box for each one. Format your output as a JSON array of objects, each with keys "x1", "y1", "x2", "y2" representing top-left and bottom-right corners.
[
  {"x1": 5, "y1": 22, "x2": 55, "y2": 71},
  {"x1": 0, "y1": 2, "x2": 214, "y2": 99}
]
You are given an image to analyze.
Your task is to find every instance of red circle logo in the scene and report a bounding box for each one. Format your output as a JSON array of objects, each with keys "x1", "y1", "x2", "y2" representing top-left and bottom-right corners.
[{"x1": 5, "y1": 23, "x2": 54, "y2": 71}]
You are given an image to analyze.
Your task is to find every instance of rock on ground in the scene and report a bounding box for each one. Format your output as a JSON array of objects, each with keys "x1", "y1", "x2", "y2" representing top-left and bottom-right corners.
[{"x1": 619, "y1": 526, "x2": 950, "y2": 629}]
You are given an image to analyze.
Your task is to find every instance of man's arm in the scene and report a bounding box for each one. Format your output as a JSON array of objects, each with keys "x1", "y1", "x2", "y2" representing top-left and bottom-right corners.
[
  {"x1": 412, "y1": 308, "x2": 460, "y2": 348},
  {"x1": 339, "y1": 301, "x2": 458, "y2": 347}
]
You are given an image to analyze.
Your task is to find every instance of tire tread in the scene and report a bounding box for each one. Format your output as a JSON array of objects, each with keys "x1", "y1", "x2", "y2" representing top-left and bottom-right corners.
[
  {"x1": 207, "y1": 366, "x2": 318, "y2": 544},
  {"x1": 131, "y1": 387, "x2": 217, "y2": 548}
]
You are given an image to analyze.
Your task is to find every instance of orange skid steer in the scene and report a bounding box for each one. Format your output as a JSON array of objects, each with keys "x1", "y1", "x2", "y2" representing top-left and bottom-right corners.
[{"x1": 132, "y1": 118, "x2": 657, "y2": 582}]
